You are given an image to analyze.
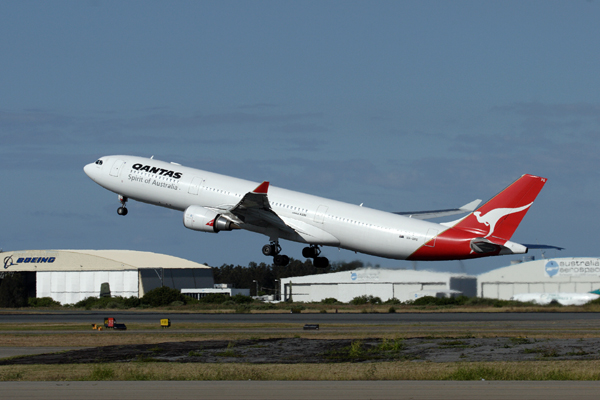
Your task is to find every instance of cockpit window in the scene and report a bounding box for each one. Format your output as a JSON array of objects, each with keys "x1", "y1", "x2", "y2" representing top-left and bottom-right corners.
[{"x1": 95, "y1": 160, "x2": 103, "y2": 165}]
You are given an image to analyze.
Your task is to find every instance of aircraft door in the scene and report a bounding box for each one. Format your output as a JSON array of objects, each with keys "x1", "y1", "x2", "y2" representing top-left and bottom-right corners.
[
  {"x1": 314, "y1": 205, "x2": 328, "y2": 224},
  {"x1": 109, "y1": 160, "x2": 125, "y2": 177},
  {"x1": 424, "y1": 229, "x2": 439, "y2": 247},
  {"x1": 188, "y1": 177, "x2": 204, "y2": 195}
]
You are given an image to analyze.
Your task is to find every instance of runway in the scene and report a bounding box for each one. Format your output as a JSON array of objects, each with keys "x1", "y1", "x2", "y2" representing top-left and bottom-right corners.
[{"x1": 2, "y1": 381, "x2": 600, "y2": 400}]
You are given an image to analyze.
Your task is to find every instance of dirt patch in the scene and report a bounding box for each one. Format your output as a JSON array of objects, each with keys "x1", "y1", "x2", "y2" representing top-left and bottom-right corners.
[{"x1": 2, "y1": 337, "x2": 600, "y2": 365}]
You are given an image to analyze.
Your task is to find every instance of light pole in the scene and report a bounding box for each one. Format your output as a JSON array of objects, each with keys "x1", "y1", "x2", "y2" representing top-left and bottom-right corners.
[
  {"x1": 275, "y1": 279, "x2": 280, "y2": 301},
  {"x1": 252, "y1": 280, "x2": 258, "y2": 296}
]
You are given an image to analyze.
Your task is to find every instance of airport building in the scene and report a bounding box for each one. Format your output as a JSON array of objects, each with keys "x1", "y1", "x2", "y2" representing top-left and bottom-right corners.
[
  {"x1": 0, "y1": 249, "x2": 214, "y2": 304},
  {"x1": 181, "y1": 284, "x2": 250, "y2": 300},
  {"x1": 280, "y1": 268, "x2": 477, "y2": 303},
  {"x1": 279, "y1": 257, "x2": 600, "y2": 303},
  {"x1": 477, "y1": 257, "x2": 600, "y2": 300},
  {"x1": 4, "y1": 249, "x2": 598, "y2": 305}
]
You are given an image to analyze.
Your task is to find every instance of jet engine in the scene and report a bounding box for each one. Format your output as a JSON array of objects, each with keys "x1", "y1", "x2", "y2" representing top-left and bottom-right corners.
[{"x1": 183, "y1": 205, "x2": 237, "y2": 233}]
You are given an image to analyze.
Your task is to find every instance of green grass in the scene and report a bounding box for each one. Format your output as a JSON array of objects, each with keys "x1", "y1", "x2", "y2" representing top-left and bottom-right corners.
[
  {"x1": 4, "y1": 361, "x2": 600, "y2": 381},
  {"x1": 522, "y1": 346, "x2": 560, "y2": 357},
  {"x1": 89, "y1": 366, "x2": 115, "y2": 380},
  {"x1": 324, "y1": 338, "x2": 406, "y2": 361},
  {"x1": 509, "y1": 337, "x2": 532, "y2": 345}
]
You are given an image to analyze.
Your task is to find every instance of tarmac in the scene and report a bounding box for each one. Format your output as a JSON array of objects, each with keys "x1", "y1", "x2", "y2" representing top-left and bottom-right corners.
[{"x1": 2, "y1": 381, "x2": 600, "y2": 400}]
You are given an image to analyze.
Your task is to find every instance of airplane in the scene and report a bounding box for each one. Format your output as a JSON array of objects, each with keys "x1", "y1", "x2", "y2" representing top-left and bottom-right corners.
[
  {"x1": 511, "y1": 292, "x2": 600, "y2": 306},
  {"x1": 84, "y1": 155, "x2": 560, "y2": 268}
]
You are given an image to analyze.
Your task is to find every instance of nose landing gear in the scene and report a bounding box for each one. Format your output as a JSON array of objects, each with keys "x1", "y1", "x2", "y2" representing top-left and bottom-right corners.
[
  {"x1": 262, "y1": 241, "x2": 290, "y2": 266},
  {"x1": 117, "y1": 195, "x2": 128, "y2": 216},
  {"x1": 303, "y1": 245, "x2": 329, "y2": 268}
]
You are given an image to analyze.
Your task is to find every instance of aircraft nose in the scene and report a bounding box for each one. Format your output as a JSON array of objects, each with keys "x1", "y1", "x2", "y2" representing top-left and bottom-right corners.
[
  {"x1": 83, "y1": 163, "x2": 92, "y2": 177},
  {"x1": 83, "y1": 163, "x2": 96, "y2": 179}
]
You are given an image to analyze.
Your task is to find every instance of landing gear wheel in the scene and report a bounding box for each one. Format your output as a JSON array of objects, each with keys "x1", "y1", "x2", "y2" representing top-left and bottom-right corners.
[
  {"x1": 262, "y1": 245, "x2": 274, "y2": 256},
  {"x1": 314, "y1": 256, "x2": 329, "y2": 269},
  {"x1": 262, "y1": 244, "x2": 279, "y2": 256},
  {"x1": 302, "y1": 245, "x2": 321, "y2": 258},
  {"x1": 303, "y1": 245, "x2": 328, "y2": 268},
  {"x1": 273, "y1": 254, "x2": 290, "y2": 266},
  {"x1": 262, "y1": 241, "x2": 282, "y2": 256},
  {"x1": 262, "y1": 241, "x2": 288, "y2": 266},
  {"x1": 117, "y1": 195, "x2": 128, "y2": 216}
]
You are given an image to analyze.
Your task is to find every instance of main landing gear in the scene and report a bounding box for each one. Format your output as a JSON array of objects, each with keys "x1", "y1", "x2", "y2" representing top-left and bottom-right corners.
[
  {"x1": 262, "y1": 242, "x2": 330, "y2": 268},
  {"x1": 117, "y1": 195, "x2": 128, "y2": 216},
  {"x1": 262, "y1": 241, "x2": 290, "y2": 267},
  {"x1": 303, "y1": 245, "x2": 329, "y2": 268}
]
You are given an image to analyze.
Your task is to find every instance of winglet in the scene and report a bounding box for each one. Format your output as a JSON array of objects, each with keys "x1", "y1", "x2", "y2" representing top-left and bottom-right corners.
[{"x1": 253, "y1": 181, "x2": 269, "y2": 194}]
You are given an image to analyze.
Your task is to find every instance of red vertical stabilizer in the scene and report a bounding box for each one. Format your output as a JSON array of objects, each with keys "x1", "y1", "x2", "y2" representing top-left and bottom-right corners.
[
  {"x1": 408, "y1": 174, "x2": 547, "y2": 261},
  {"x1": 453, "y1": 174, "x2": 546, "y2": 241}
]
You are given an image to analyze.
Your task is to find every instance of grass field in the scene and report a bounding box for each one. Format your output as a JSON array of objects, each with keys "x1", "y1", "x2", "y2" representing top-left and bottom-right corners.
[
  {"x1": 2, "y1": 306, "x2": 600, "y2": 381},
  {"x1": 2, "y1": 360, "x2": 600, "y2": 381}
]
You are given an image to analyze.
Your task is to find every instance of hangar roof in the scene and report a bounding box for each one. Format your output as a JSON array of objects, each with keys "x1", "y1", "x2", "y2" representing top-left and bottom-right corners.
[{"x1": 1, "y1": 249, "x2": 210, "y2": 272}]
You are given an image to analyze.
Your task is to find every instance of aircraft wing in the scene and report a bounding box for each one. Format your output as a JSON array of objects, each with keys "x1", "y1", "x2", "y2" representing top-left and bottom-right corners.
[
  {"x1": 394, "y1": 199, "x2": 482, "y2": 220},
  {"x1": 215, "y1": 181, "x2": 296, "y2": 234},
  {"x1": 212, "y1": 181, "x2": 340, "y2": 245}
]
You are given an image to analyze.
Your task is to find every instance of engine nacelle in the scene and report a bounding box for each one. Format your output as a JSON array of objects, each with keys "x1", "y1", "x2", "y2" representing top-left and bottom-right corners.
[{"x1": 183, "y1": 205, "x2": 236, "y2": 233}]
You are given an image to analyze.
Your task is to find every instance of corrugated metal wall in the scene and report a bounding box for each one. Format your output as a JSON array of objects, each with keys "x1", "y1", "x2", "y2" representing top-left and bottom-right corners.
[{"x1": 37, "y1": 270, "x2": 138, "y2": 304}]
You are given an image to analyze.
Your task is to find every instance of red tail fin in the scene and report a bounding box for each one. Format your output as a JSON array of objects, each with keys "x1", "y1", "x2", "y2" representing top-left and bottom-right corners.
[{"x1": 453, "y1": 174, "x2": 547, "y2": 240}]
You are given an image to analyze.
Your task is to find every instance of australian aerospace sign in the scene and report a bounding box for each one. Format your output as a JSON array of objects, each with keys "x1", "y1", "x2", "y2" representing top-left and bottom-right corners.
[{"x1": 545, "y1": 258, "x2": 600, "y2": 278}]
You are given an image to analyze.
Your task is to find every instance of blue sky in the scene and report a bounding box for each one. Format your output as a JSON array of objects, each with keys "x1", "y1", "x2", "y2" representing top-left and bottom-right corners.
[{"x1": 1, "y1": 1, "x2": 599, "y2": 275}]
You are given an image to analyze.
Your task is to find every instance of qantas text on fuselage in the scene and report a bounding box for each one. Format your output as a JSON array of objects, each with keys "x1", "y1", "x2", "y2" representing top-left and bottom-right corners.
[{"x1": 84, "y1": 155, "x2": 559, "y2": 267}]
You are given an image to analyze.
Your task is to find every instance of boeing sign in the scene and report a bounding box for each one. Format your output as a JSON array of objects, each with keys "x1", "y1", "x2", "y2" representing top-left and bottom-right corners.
[{"x1": 3, "y1": 255, "x2": 56, "y2": 269}]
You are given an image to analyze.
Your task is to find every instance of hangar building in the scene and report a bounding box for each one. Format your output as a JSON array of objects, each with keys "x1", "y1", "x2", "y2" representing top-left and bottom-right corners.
[
  {"x1": 280, "y1": 268, "x2": 477, "y2": 303},
  {"x1": 477, "y1": 257, "x2": 600, "y2": 300},
  {"x1": 279, "y1": 257, "x2": 600, "y2": 303},
  {"x1": 1, "y1": 250, "x2": 213, "y2": 304}
]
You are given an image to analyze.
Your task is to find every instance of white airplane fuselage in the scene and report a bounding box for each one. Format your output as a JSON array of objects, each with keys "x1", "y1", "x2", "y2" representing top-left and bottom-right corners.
[
  {"x1": 84, "y1": 155, "x2": 540, "y2": 263},
  {"x1": 85, "y1": 155, "x2": 445, "y2": 260},
  {"x1": 511, "y1": 293, "x2": 600, "y2": 306}
]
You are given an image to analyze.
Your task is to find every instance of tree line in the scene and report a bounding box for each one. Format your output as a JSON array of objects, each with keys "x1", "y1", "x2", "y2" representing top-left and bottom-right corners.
[{"x1": 212, "y1": 259, "x2": 365, "y2": 296}]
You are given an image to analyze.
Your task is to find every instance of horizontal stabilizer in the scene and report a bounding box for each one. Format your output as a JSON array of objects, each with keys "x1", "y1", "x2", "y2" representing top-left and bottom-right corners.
[
  {"x1": 470, "y1": 237, "x2": 528, "y2": 255},
  {"x1": 394, "y1": 199, "x2": 482, "y2": 220},
  {"x1": 522, "y1": 244, "x2": 564, "y2": 251}
]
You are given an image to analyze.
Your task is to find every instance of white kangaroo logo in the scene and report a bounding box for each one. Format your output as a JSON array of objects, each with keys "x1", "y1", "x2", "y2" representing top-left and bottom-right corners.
[{"x1": 473, "y1": 202, "x2": 533, "y2": 238}]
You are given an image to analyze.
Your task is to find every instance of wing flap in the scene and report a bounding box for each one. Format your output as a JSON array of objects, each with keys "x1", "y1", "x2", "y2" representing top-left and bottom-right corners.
[{"x1": 280, "y1": 216, "x2": 340, "y2": 246}]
